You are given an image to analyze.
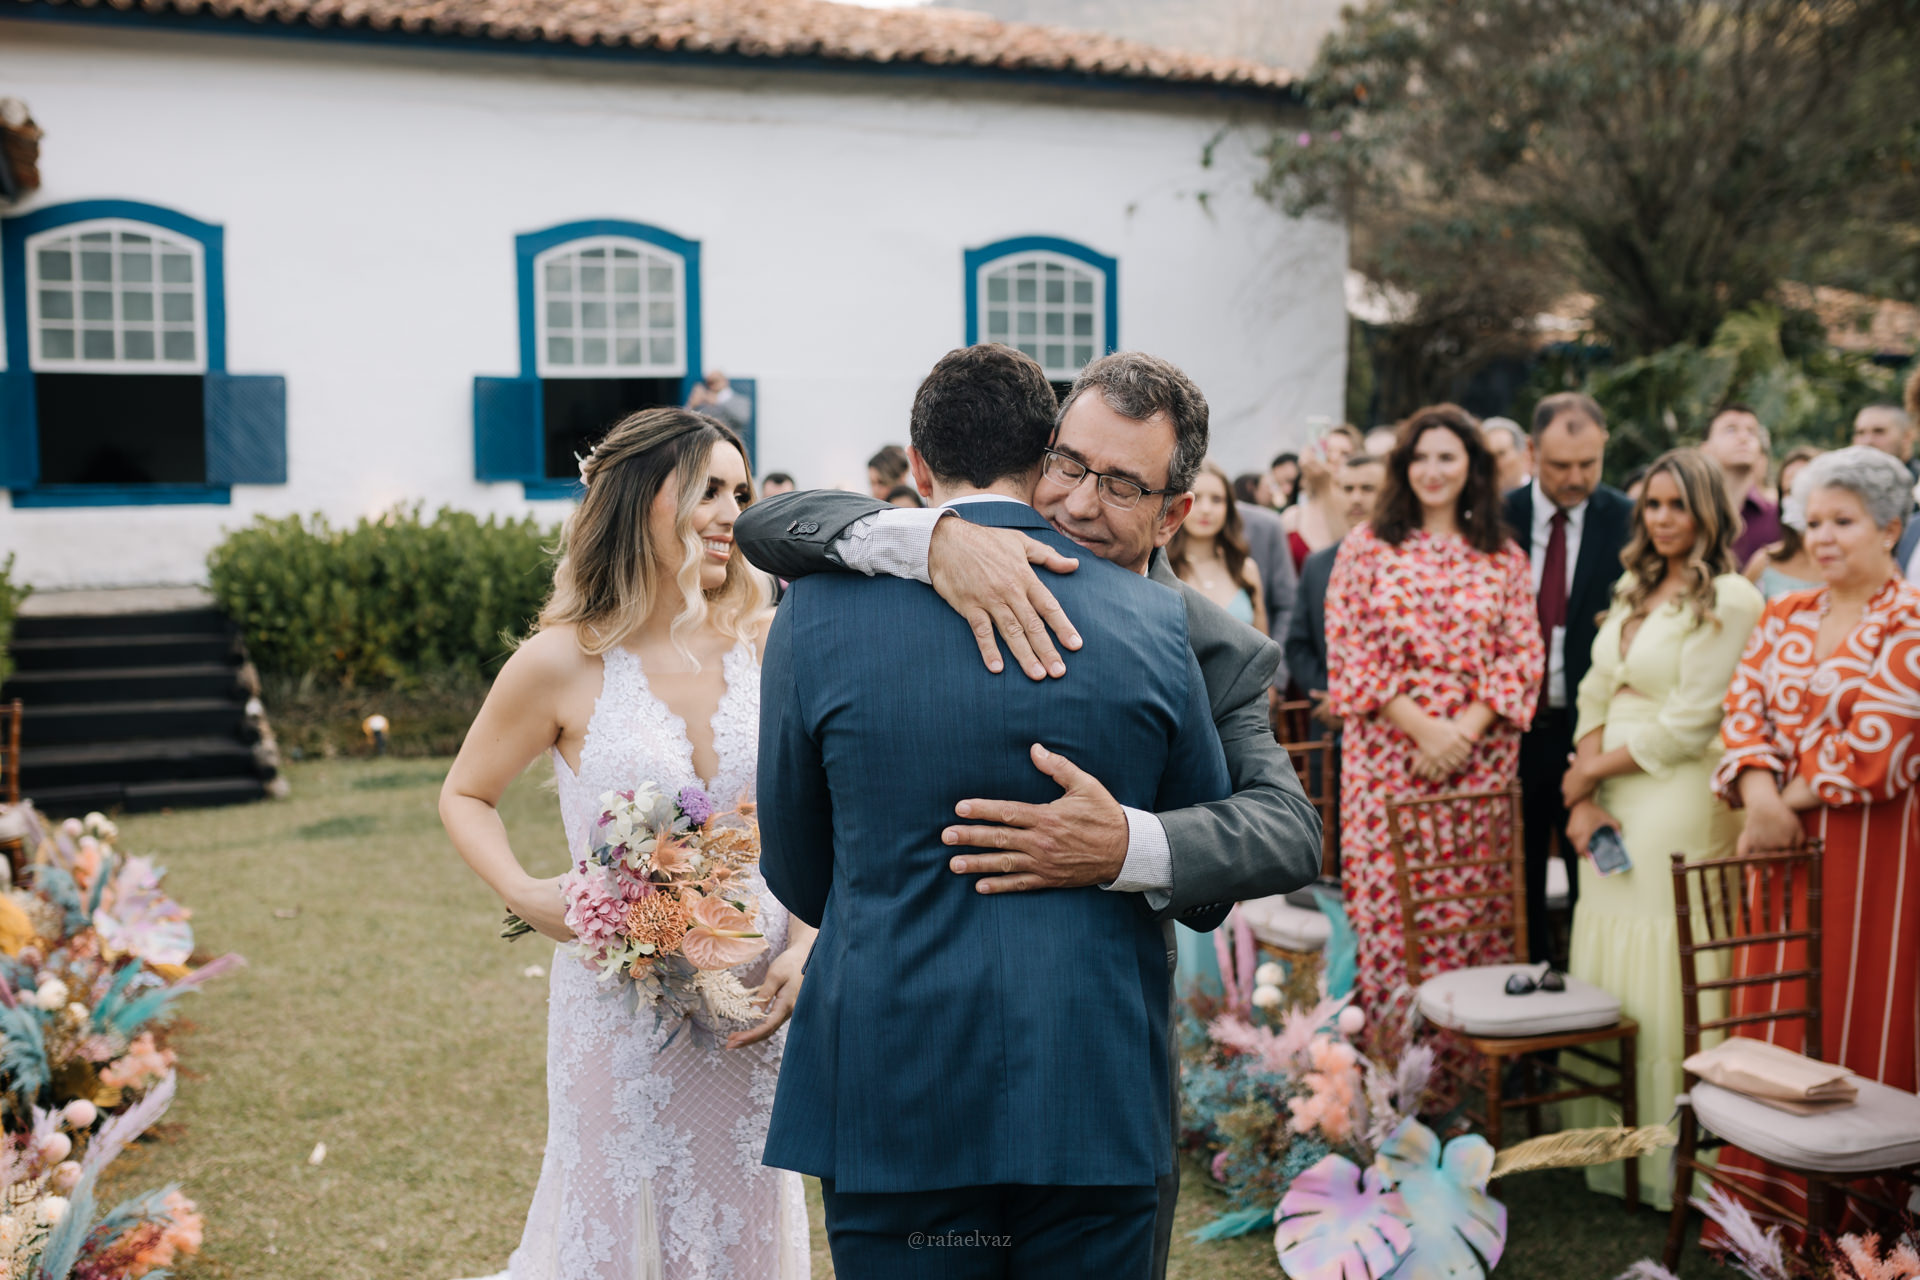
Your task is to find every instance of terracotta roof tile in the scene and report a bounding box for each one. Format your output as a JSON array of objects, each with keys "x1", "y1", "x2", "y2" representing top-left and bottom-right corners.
[{"x1": 15, "y1": 0, "x2": 1295, "y2": 95}]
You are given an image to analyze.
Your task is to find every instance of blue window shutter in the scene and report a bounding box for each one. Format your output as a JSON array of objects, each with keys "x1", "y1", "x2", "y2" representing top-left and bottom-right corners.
[
  {"x1": 728, "y1": 377, "x2": 757, "y2": 471},
  {"x1": 474, "y1": 376, "x2": 542, "y2": 482},
  {"x1": 204, "y1": 373, "x2": 288, "y2": 485},
  {"x1": 0, "y1": 371, "x2": 38, "y2": 490}
]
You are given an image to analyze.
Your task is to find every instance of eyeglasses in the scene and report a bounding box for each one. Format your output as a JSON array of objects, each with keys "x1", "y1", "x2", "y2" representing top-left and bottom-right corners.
[
  {"x1": 1503, "y1": 963, "x2": 1567, "y2": 996},
  {"x1": 1041, "y1": 449, "x2": 1178, "y2": 512}
]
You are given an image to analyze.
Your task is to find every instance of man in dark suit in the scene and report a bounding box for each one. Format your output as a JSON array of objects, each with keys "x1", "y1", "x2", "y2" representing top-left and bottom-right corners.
[
  {"x1": 1238, "y1": 500, "x2": 1297, "y2": 680},
  {"x1": 760, "y1": 345, "x2": 1231, "y2": 1277},
  {"x1": 738, "y1": 351, "x2": 1322, "y2": 1279},
  {"x1": 1502, "y1": 392, "x2": 1634, "y2": 964}
]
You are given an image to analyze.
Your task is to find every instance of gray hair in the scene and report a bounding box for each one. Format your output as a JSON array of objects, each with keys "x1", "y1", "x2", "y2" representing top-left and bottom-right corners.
[
  {"x1": 1531, "y1": 392, "x2": 1607, "y2": 437},
  {"x1": 1482, "y1": 417, "x2": 1527, "y2": 452},
  {"x1": 1799, "y1": 445, "x2": 1913, "y2": 530},
  {"x1": 1058, "y1": 352, "x2": 1209, "y2": 496}
]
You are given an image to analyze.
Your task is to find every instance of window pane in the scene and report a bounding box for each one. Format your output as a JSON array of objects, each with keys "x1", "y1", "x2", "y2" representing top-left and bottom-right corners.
[
  {"x1": 648, "y1": 266, "x2": 674, "y2": 292},
  {"x1": 580, "y1": 247, "x2": 606, "y2": 260},
  {"x1": 79, "y1": 231, "x2": 110, "y2": 244},
  {"x1": 1074, "y1": 280, "x2": 1093, "y2": 305},
  {"x1": 83, "y1": 329, "x2": 116, "y2": 360},
  {"x1": 123, "y1": 291, "x2": 154, "y2": 323},
  {"x1": 1073, "y1": 312, "x2": 1093, "y2": 337},
  {"x1": 162, "y1": 330, "x2": 196, "y2": 362},
  {"x1": 613, "y1": 247, "x2": 637, "y2": 260},
  {"x1": 1018, "y1": 342, "x2": 1039, "y2": 359},
  {"x1": 547, "y1": 300, "x2": 573, "y2": 329},
  {"x1": 614, "y1": 301, "x2": 640, "y2": 329},
  {"x1": 648, "y1": 301, "x2": 674, "y2": 328},
  {"x1": 581, "y1": 337, "x2": 608, "y2": 365},
  {"x1": 41, "y1": 328, "x2": 75, "y2": 360},
  {"x1": 1044, "y1": 312, "x2": 1065, "y2": 336},
  {"x1": 986, "y1": 311, "x2": 1009, "y2": 337},
  {"x1": 1016, "y1": 312, "x2": 1037, "y2": 336},
  {"x1": 1016, "y1": 276, "x2": 1037, "y2": 303},
  {"x1": 1045, "y1": 278, "x2": 1065, "y2": 304},
  {"x1": 162, "y1": 293, "x2": 194, "y2": 323},
  {"x1": 81, "y1": 291, "x2": 114, "y2": 322},
  {"x1": 649, "y1": 336, "x2": 674, "y2": 365},
  {"x1": 120, "y1": 232, "x2": 150, "y2": 245},
  {"x1": 124, "y1": 330, "x2": 156, "y2": 360},
  {"x1": 613, "y1": 267, "x2": 640, "y2": 293},
  {"x1": 81, "y1": 251, "x2": 112, "y2": 283},
  {"x1": 545, "y1": 263, "x2": 572, "y2": 292},
  {"x1": 548, "y1": 336, "x2": 574, "y2": 365},
  {"x1": 39, "y1": 289, "x2": 74, "y2": 321},
  {"x1": 579, "y1": 266, "x2": 606, "y2": 293},
  {"x1": 580, "y1": 302, "x2": 607, "y2": 330},
  {"x1": 121, "y1": 252, "x2": 153, "y2": 284},
  {"x1": 616, "y1": 338, "x2": 643, "y2": 365},
  {"x1": 987, "y1": 275, "x2": 1009, "y2": 303},
  {"x1": 1044, "y1": 344, "x2": 1066, "y2": 369},
  {"x1": 160, "y1": 253, "x2": 193, "y2": 284},
  {"x1": 1073, "y1": 344, "x2": 1094, "y2": 366},
  {"x1": 37, "y1": 250, "x2": 73, "y2": 282}
]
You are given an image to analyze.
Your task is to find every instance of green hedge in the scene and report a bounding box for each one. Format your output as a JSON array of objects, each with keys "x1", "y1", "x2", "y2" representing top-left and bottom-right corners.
[
  {"x1": 0, "y1": 554, "x2": 30, "y2": 688},
  {"x1": 207, "y1": 507, "x2": 556, "y2": 687}
]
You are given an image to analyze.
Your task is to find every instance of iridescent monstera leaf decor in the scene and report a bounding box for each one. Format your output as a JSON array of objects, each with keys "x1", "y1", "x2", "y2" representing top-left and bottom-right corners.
[
  {"x1": 1273, "y1": 1153, "x2": 1411, "y2": 1280},
  {"x1": 1374, "y1": 1118, "x2": 1507, "y2": 1279}
]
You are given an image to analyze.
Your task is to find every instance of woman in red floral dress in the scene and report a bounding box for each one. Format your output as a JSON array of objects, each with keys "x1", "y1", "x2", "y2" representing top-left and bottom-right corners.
[
  {"x1": 1710, "y1": 446, "x2": 1920, "y2": 1238},
  {"x1": 1326, "y1": 405, "x2": 1545, "y2": 1018}
]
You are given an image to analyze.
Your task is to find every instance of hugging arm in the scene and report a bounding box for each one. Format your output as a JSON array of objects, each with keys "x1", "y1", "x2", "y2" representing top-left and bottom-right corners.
[
  {"x1": 1156, "y1": 640, "x2": 1323, "y2": 919},
  {"x1": 757, "y1": 597, "x2": 835, "y2": 928}
]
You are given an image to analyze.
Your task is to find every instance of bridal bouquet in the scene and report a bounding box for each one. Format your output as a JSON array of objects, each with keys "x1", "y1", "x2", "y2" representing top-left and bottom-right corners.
[{"x1": 504, "y1": 783, "x2": 768, "y2": 1031}]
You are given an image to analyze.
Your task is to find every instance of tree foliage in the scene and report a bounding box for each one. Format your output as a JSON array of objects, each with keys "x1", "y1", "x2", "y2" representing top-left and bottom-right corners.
[{"x1": 1271, "y1": 0, "x2": 1920, "y2": 375}]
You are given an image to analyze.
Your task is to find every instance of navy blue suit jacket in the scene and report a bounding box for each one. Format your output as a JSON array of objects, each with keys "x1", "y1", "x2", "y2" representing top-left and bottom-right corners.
[{"x1": 758, "y1": 500, "x2": 1231, "y2": 1192}]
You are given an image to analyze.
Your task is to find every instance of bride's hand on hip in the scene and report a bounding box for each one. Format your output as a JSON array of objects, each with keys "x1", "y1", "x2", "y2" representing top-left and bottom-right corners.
[
  {"x1": 508, "y1": 873, "x2": 574, "y2": 943},
  {"x1": 727, "y1": 941, "x2": 809, "y2": 1049}
]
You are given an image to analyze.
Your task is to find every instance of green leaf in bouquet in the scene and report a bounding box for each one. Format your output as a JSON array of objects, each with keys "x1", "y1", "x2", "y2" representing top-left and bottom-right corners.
[{"x1": 500, "y1": 913, "x2": 534, "y2": 941}]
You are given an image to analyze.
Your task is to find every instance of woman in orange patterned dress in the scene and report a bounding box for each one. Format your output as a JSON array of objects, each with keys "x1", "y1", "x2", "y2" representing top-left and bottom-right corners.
[
  {"x1": 1713, "y1": 445, "x2": 1920, "y2": 1235},
  {"x1": 1327, "y1": 405, "x2": 1545, "y2": 1019}
]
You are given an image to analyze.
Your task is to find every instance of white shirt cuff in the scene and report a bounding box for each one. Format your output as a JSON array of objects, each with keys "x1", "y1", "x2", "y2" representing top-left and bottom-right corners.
[
  {"x1": 829, "y1": 507, "x2": 947, "y2": 583},
  {"x1": 1106, "y1": 806, "x2": 1173, "y2": 911}
]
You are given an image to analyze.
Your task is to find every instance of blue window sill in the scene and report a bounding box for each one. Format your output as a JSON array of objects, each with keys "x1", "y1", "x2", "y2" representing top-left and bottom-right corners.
[
  {"x1": 10, "y1": 484, "x2": 233, "y2": 508},
  {"x1": 523, "y1": 479, "x2": 586, "y2": 502}
]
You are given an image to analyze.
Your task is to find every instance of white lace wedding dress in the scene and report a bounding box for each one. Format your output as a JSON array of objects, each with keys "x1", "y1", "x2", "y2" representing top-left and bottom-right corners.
[{"x1": 509, "y1": 641, "x2": 809, "y2": 1280}]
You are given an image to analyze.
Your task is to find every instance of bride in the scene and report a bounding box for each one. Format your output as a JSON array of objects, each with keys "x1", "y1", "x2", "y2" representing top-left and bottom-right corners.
[{"x1": 440, "y1": 407, "x2": 815, "y2": 1279}]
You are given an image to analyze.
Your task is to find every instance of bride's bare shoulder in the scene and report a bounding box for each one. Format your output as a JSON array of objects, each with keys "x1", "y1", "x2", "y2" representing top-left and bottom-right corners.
[{"x1": 500, "y1": 624, "x2": 596, "y2": 689}]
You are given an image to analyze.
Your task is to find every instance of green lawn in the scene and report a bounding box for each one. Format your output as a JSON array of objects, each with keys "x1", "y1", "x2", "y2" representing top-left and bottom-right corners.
[{"x1": 103, "y1": 756, "x2": 1719, "y2": 1279}]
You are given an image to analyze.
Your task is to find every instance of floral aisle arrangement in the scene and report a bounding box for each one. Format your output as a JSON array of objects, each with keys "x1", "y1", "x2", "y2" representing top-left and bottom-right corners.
[
  {"x1": 1183, "y1": 908, "x2": 1674, "y2": 1280},
  {"x1": 0, "y1": 809, "x2": 238, "y2": 1280},
  {"x1": 1620, "y1": 1185, "x2": 1920, "y2": 1280},
  {"x1": 503, "y1": 783, "x2": 766, "y2": 1035}
]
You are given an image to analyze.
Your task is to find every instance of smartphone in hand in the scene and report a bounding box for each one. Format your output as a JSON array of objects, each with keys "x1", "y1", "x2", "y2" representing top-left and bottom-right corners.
[{"x1": 1588, "y1": 825, "x2": 1632, "y2": 877}]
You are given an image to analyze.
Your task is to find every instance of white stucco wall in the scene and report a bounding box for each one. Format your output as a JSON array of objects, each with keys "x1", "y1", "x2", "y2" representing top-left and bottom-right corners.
[{"x1": 0, "y1": 22, "x2": 1346, "y2": 589}]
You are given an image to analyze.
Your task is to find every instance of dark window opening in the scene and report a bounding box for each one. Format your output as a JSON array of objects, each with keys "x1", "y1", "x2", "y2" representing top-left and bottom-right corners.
[
  {"x1": 1050, "y1": 380, "x2": 1073, "y2": 405},
  {"x1": 542, "y1": 377, "x2": 680, "y2": 480},
  {"x1": 36, "y1": 373, "x2": 205, "y2": 486}
]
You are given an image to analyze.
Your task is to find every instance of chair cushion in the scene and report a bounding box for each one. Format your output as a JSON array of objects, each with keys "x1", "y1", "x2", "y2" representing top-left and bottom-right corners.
[
  {"x1": 1237, "y1": 895, "x2": 1330, "y2": 952},
  {"x1": 1691, "y1": 1077, "x2": 1920, "y2": 1175},
  {"x1": 1417, "y1": 964, "x2": 1622, "y2": 1037}
]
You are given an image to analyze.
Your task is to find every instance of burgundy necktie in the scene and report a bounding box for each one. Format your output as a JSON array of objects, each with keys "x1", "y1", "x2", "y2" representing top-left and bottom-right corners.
[{"x1": 1538, "y1": 509, "x2": 1569, "y2": 678}]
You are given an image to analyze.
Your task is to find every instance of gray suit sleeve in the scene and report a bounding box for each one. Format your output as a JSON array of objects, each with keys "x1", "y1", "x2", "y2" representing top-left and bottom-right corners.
[
  {"x1": 1157, "y1": 638, "x2": 1323, "y2": 917},
  {"x1": 736, "y1": 489, "x2": 889, "y2": 581}
]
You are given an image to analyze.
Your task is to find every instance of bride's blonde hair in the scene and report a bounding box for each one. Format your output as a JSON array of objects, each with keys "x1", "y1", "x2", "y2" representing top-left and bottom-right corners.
[{"x1": 538, "y1": 407, "x2": 767, "y2": 658}]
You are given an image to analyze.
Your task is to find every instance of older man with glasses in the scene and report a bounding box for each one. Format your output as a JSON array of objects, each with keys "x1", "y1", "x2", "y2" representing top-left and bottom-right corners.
[{"x1": 736, "y1": 347, "x2": 1321, "y2": 1280}]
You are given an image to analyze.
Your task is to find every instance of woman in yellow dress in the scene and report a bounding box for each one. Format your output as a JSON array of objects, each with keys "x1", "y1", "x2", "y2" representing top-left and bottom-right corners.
[{"x1": 1557, "y1": 448, "x2": 1763, "y2": 1209}]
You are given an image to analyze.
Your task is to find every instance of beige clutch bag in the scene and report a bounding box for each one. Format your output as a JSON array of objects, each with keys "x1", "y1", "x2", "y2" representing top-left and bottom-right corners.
[{"x1": 1684, "y1": 1037, "x2": 1860, "y2": 1115}]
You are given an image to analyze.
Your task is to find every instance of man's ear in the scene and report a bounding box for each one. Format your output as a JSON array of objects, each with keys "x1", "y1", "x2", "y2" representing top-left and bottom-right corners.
[
  {"x1": 1152, "y1": 492, "x2": 1194, "y2": 550},
  {"x1": 907, "y1": 447, "x2": 935, "y2": 501}
]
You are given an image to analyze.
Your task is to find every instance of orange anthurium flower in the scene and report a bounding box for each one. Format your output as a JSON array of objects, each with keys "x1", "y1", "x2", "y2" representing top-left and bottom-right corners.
[{"x1": 681, "y1": 894, "x2": 766, "y2": 971}]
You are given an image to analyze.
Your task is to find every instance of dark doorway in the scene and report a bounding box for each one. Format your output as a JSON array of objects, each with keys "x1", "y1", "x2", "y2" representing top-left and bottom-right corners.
[
  {"x1": 35, "y1": 373, "x2": 206, "y2": 486},
  {"x1": 542, "y1": 377, "x2": 681, "y2": 480}
]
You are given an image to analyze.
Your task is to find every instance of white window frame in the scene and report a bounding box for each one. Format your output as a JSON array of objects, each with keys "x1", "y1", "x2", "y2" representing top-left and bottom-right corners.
[
  {"x1": 976, "y1": 250, "x2": 1107, "y2": 381},
  {"x1": 25, "y1": 218, "x2": 208, "y2": 375},
  {"x1": 534, "y1": 235, "x2": 687, "y2": 380}
]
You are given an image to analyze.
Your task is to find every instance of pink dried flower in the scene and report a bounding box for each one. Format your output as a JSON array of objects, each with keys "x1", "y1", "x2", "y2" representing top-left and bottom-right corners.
[
  {"x1": 99, "y1": 1032, "x2": 175, "y2": 1091},
  {"x1": 562, "y1": 870, "x2": 628, "y2": 948},
  {"x1": 1287, "y1": 1035, "x2": 1364, "y2": 1143}
]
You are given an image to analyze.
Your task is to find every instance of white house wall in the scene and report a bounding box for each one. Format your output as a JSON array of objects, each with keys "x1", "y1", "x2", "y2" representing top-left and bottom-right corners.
[{"x1": 0, "y1": 23, "x2": 1347, "y2": 589}]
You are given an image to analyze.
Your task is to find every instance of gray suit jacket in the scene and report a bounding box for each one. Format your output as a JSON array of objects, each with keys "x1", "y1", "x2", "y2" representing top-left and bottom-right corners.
[{"x1": 736, "y1": 489, "x2": 1324, "y2": 920}]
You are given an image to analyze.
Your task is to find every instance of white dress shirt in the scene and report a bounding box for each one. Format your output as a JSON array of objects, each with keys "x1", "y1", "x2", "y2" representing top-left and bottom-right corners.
[
  {"x1": 831, "y1": 501, "x2": 1174, "y2": 906},
  {"x1": 1526, "y1": 481, "x2": 1587, "y2": 710}
]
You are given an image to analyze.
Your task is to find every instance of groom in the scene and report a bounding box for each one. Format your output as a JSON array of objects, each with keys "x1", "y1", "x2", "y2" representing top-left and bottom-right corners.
[{"x1": 758, "y1": 344, "x2": 1231, "y2": 1278}]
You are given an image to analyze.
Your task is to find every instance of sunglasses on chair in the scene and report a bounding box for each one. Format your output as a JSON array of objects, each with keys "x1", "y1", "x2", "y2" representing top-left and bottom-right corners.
[{"x1": 1504, "y1": 964, "x2": 1566, "y2": 996}]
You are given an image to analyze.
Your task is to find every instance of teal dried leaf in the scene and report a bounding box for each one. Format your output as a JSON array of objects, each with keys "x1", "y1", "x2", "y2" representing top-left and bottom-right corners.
[
  {"x1": 1274, "y1": 1153, "x2": 1410, "y2": 1280},
  {"x1": 1374, "y1": 1119, "x2": 1507, "y2": 1279}
]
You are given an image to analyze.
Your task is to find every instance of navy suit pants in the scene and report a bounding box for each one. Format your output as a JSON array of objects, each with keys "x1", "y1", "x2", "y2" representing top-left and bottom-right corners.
[{"x1": 820, "y1": 1180, "x2": 1158, "y2": 1280}]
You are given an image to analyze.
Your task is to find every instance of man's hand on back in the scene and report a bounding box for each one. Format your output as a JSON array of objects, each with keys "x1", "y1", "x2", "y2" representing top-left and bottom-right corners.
[
  {"x1": 943, "y1": 744, "x2": 1129, "y2": 893},
  {"x1": 927, "y1": 518, "x2": 1083, "y2": 680}
]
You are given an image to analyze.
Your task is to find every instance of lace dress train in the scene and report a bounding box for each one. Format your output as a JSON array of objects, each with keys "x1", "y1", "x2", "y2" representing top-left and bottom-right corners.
[{"x1": 509, "y1": 643, "x2": 809, "y2": 1280}]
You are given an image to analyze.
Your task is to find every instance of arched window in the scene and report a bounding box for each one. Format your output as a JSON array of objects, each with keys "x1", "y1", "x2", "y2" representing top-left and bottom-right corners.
[
  {"x1": 535, "y1": 236, "x2": 685, "y2": 378},
  {"x1": 0, "y1": 200, "x2": 285, "y2": 505},
  {"x1": 28, "y1": 220, "x2": 206, "y2": 372},
  {"x1": 474, "y1": 220, "x2": 706, "y2": 499},
  {"x1": 965, "y1": 237, "x2": 1118, "y2": 388}
]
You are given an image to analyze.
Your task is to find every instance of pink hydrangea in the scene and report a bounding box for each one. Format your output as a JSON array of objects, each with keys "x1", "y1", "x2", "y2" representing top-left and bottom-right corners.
[{"x1": 562, "y1": 870, "x2": 628, "y2": 947}]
